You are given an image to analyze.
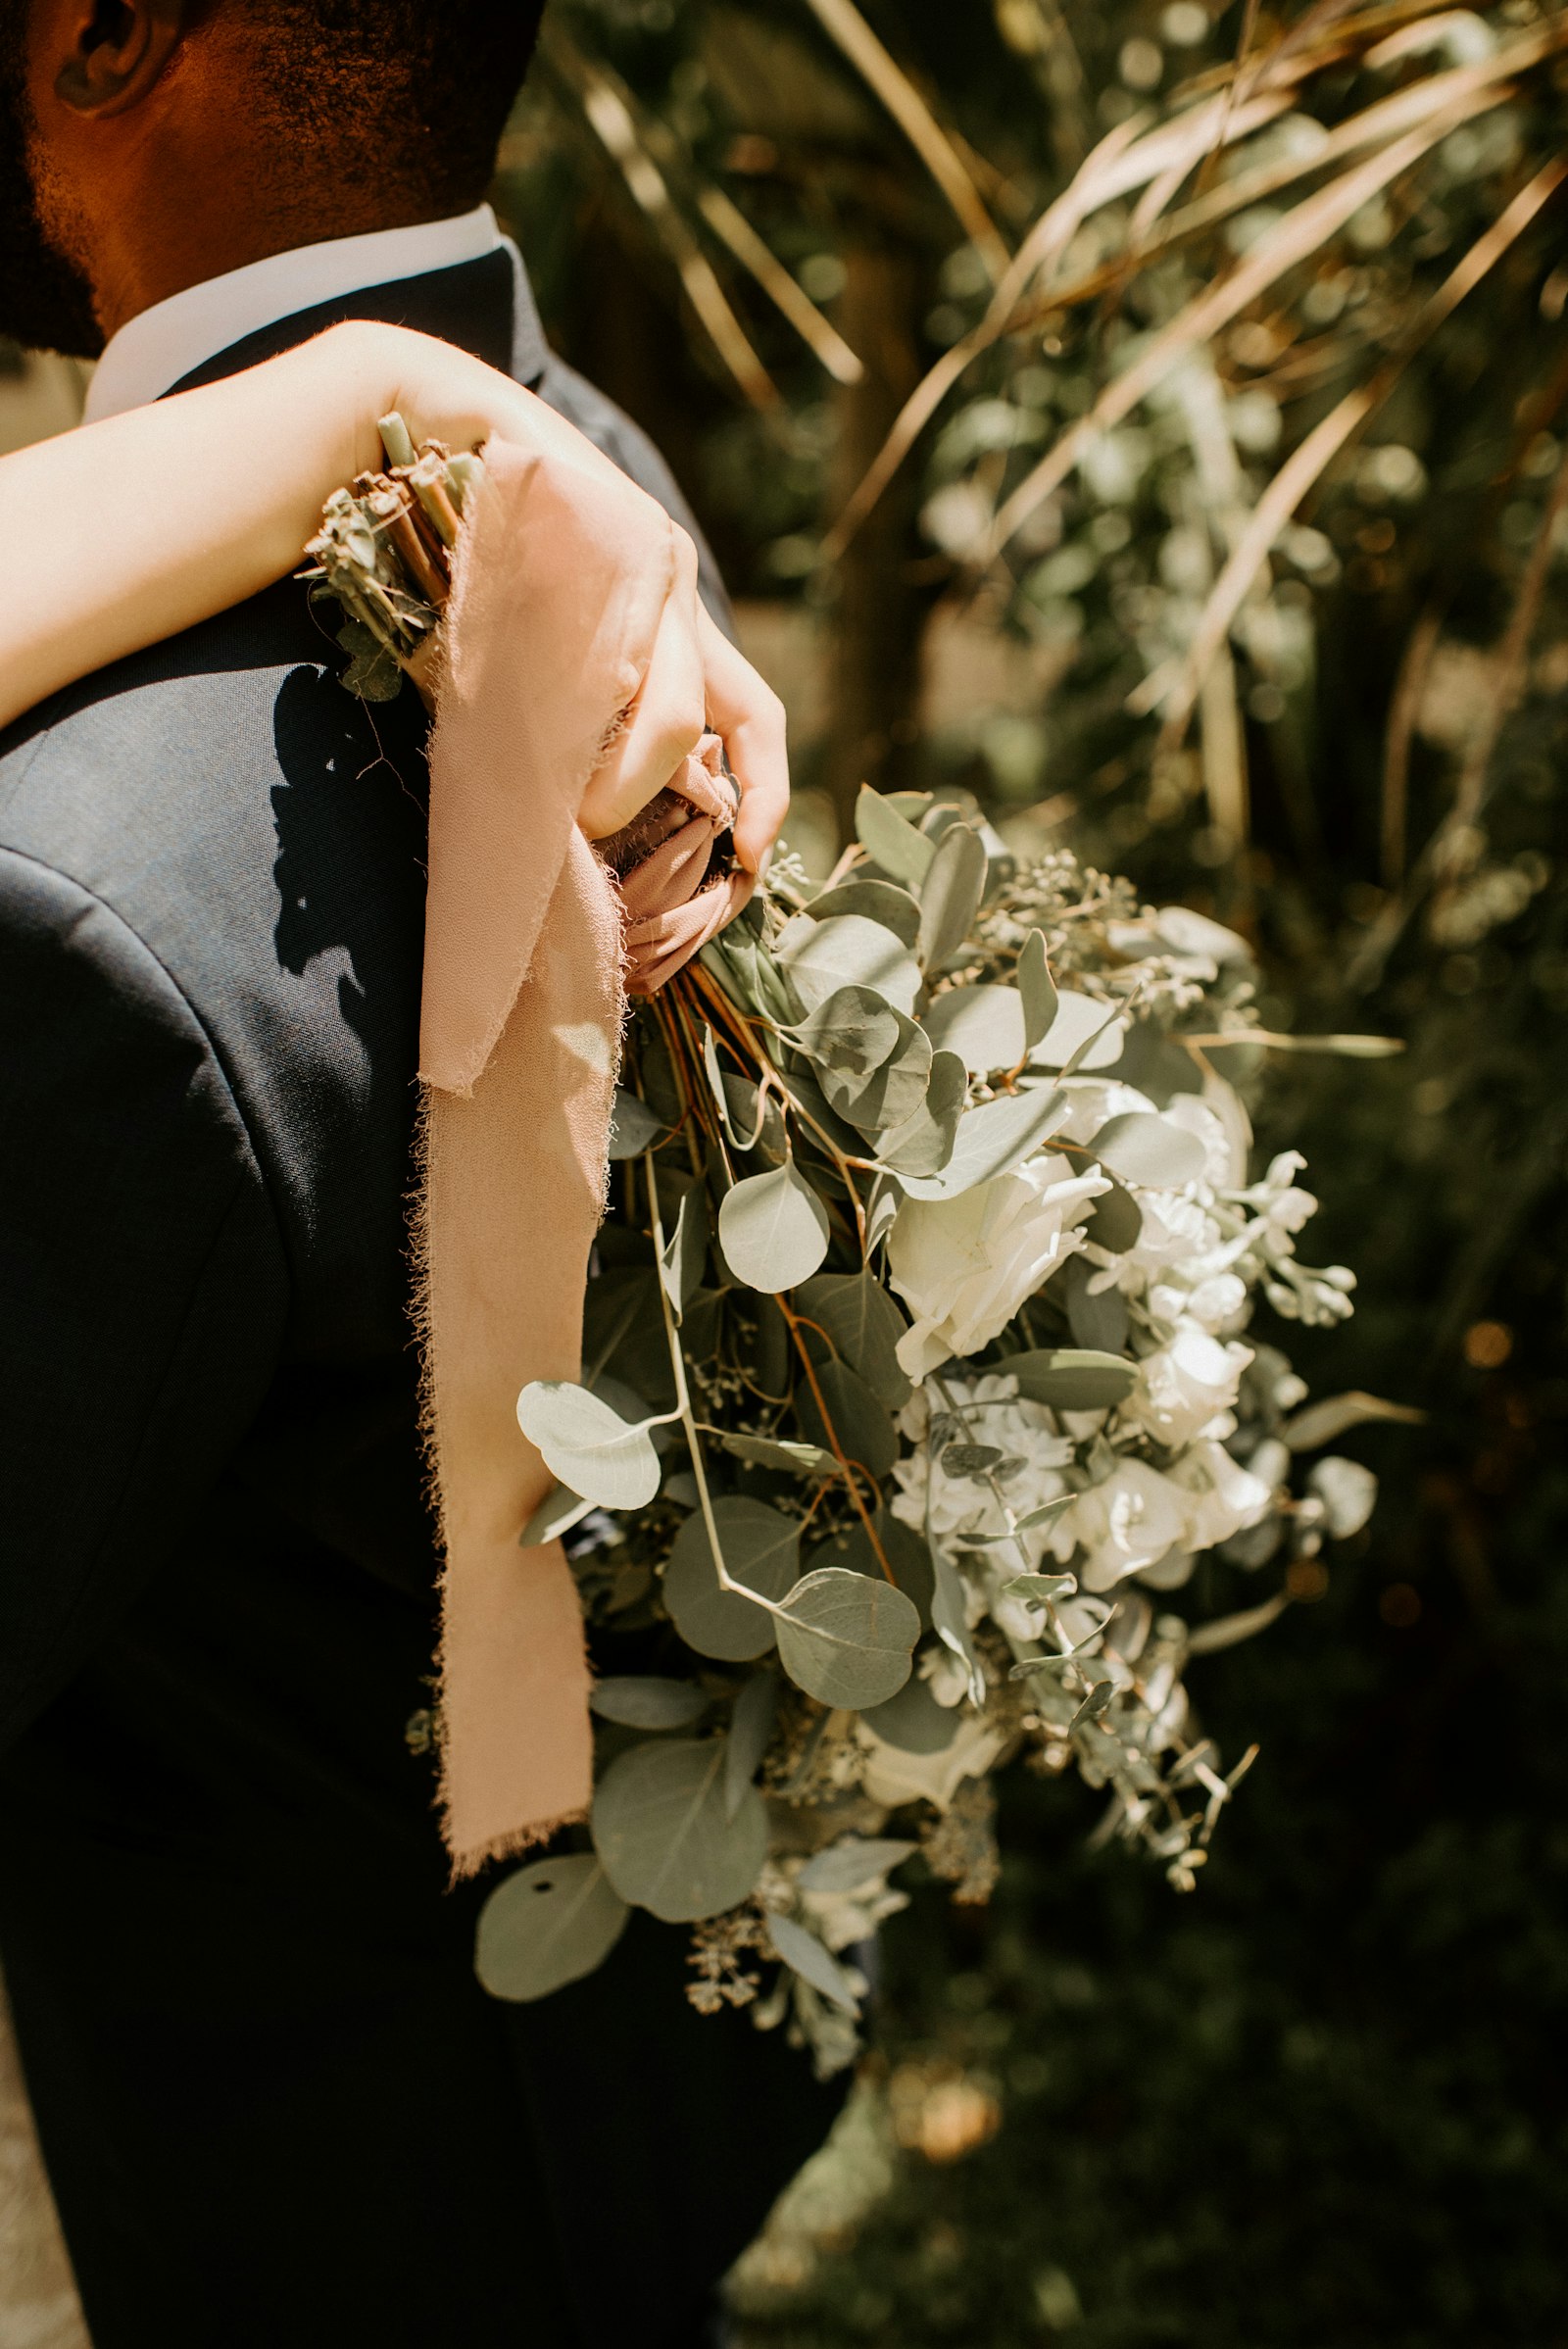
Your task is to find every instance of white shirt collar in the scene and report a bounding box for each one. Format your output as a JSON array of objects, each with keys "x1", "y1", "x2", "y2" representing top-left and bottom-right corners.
[{"x1": 82, "y1": 204, "x2": 503, "y2": 425}]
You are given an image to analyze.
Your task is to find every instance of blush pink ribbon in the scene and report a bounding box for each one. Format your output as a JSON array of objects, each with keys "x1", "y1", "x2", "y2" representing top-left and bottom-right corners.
[{"x1": 416, "y1": 422, "x2": 753, "y2": 1877}]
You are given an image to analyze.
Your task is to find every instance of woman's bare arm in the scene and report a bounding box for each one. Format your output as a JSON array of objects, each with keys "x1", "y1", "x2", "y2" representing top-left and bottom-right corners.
[{"x1": 0, "y1": 321, "x2": 786, "y2": 866}]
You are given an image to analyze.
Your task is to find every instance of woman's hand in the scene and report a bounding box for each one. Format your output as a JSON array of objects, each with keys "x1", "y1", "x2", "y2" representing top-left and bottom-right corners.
[{"x1": 575, "y1": 526, "x2": 788, "y2": 874}]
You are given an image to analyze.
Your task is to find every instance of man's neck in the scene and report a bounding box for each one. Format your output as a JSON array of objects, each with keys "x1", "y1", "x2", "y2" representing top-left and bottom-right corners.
[
  {"x1": 95, "y1": 195, "x2": 457, "y2": 342},
  {"x1": 81, "y1": 205, "x2": 507, "y2": 425}
]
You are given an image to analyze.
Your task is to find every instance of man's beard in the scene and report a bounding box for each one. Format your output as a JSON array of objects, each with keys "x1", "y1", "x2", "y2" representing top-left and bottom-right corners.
[{"x1": 0, "y1": 24, "x2": 101, "y2": 356}]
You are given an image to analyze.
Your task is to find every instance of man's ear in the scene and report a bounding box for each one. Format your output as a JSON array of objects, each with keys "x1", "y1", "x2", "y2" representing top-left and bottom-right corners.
[{"x1": 53, "y1": 0, "x2": 190, "y2": 118}]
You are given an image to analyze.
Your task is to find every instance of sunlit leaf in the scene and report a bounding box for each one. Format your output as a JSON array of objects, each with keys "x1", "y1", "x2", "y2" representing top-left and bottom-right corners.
[
  {"x1": 515, "y1": 1381, "x2": 665, "y2": 1508},
  {"x1": 717, "y1": 1158, "x2": 831, "y2": 1292}
]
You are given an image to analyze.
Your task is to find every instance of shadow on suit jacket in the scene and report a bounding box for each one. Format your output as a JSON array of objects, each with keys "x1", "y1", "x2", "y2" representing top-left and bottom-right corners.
[{"x1": 0, "y1": 250, "x2": 842, "y2": 2349}]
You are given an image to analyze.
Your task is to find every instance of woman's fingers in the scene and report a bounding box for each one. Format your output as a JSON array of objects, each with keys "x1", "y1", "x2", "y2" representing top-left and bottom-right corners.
[
  {"x1": 578, "y1": 532, "x2": 705, "y2": 841},
  {"x1": 577, "y1": 521, "x2": 790, "y2": 872},
  {"x1": 697, "y1": 607, "x2": 789, "y2": 876}
]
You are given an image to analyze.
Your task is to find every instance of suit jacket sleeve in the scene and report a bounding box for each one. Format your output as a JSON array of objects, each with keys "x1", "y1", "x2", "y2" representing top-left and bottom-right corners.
[{"x1": 0, "y1": 847, "x2": 290, "y2": 1750}]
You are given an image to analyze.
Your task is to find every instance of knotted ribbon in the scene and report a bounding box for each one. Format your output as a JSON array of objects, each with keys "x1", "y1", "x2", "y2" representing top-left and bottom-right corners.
[{"x1": 417, "y1": 427, "x2": 749, "y2": 1876}]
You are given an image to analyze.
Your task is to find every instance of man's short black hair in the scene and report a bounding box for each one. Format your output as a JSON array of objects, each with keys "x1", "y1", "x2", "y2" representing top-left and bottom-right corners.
[{"x1": 250, "y1": 1, "x2": 548, "y2": 212}]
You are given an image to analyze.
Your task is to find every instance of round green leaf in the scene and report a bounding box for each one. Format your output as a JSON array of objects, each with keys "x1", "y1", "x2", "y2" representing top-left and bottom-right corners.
[
  {"x1": 592, "y1": 1737, "x2": 768, "y2": 1923},
  {"x1": 855, "y1": 785, "x2": 936, "y2": 890},
  {"x1": 923, "y1": 985, "x2": 1027, "y2": 1075},
  {"x1": 916, "y1": 821, "x2": 988, "y2": 972},
  {"x1": 663, "y1": 1496, "x2": 801, "y2": 1660},
  {"x1": 475, "y1": 1854, "x2": 630, "y2": 2002},
  {"x1": 515, "y1": 1380, "x2": 663, "y2": 1508},
  {"x1": 1085, "y1": 1172, "x2": 1144, "y2": 1253},
  {"x1": 1028, "y1": 990, "x2": 1125, "y2": 1071},
  {"x1": 795, "y1": 1271, "x2": 913, "y2": 1407},
  {"x1": 808, "y1": 878, "x2": 922, "y2": 945},
  {"x1": 717, "y1": 1159, "x2": 831, "y2": 1293},
  {"x1": 589, "y1": 1677, "x2": 710, "y2": 1731},
  {"x1": 794, "y1": 1355, "x2": 899, "y2": 1480},
  {"x1": 773, "y1": 1567, "x2": 920, "y2": 1709},
  {"x1": 878, "y1": 1048, "x2": 966, "y2": 1178},
  {"x1": 607, "y1": 1088, "x2": 666, "y2": 1161},
  {"x1": 859, "y1": 1671, "x2": 962, "y2": 1754},
  {"x1": 793, "y1": 984, "x2": 903, "y2": 1078},
  {"x1": 778, "y1": 913, "x2": 921, "y2": 1016},
  {"x1": 1090, "y1": 1110, "x2": 1208, "y2": 1190},
  {"x1": 824, "y1": 1016, "x2": 933, "y2": 1134},
  {"x1": 896, "y1": 1082, "x2": 1067, "y2": 1201}
]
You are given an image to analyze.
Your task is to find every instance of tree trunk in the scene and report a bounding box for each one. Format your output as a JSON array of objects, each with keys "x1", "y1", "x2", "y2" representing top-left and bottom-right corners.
[{"x1": 820, "y1": 241, "x2": 928, "y2": 836}]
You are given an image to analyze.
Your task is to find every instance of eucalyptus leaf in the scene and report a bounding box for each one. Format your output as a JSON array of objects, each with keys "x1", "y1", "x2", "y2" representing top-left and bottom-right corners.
[
  {"x1": 793, "y1": 1357, "x2": 899, "y2": 1480},
  {"x1": 877, "y1": 1048, "x2": 966, "y2": 1179},
  {"x1": 923, "y1": 985, "x2": 1026, "y2": 1075},
  {"x1": 660, "y1": 1183, "x2": 710, "y2": 1319},
  {"x1": 927, "y1": 1521, "x2": 986, "y2": 1706},
  {"x1": 607, "y1": 1088, "x2": 666, "y2": 1161},
  {"x1": 1017, "y1": 929, "x2": 1057, "y2": 1050},
  {"x1": 717, "y1": 1159, "x2": 831, "y2": 1293},
  {"x1": 917, "y1": 821, "x2": 988, "y2": 972},
  {"x1": 519, "y1": 1483, "x2": 594, "y2": 1548},
  {"x1": 716, "y1": 1431, "x2": 839, "y2": 1476},
  {"x1": 799, "y1": 1836, "x2": 918, "y2": 1893},
  {"x1": 897, "y1": 1082, "x2": 1067, "y2": 1201},
  {"x1": 1014, "y1": 1494, "x2": 1078, "y2": 1533},
  {"x1": 792, "y1": 985, "x2": 902, "y2": 1079},
  {"x1": 592, "y1": 1737, "x2": 767, "y2": 1924},
  {"x1": 1062, "y1": 1253, "x2": 1130, "y2": 1352},
  {"x1": 589, "y1": 1677, "x2": 710, "y2": 1731},
  {"x1": 721, "y1": 1073, "x2": 783, "y2": 1159},
  {"x1": 475, "y1": 1854, "x2": 630, "y2": 2003},
  {"x1": 1091, "y1": 1111, "x2": 1208, "y2": 1191},
  {"x1": 724, "y1": 1670, "x2": 779, "y2": 1818},
  {"x1": 856, "y1": 785, "x2": 936, "y2": 889},
  {"x1": 943, "y1": 1443, "x2": 1004, "y2": 1477},
  {"x1": 778, "y1": 913, "x2": 921, "y2": 1016},
  {"x1": 860, "y1": 1671, "x2": 961, "y2": 1754},
  {"x1": 1002, "y1": 1571, "x2": 1079, "y2": 1603},
  {"x1": 796, "y1": 1271, "x2": 913, "y2": 1407},
  {"x1": 821, "y1": 1013, "x2": 933, "y2": 1134},
  {"x1": 1007, "y1": 1348, "x2": 1139, "y2": 1411},
  {"x1": 808, "y1": 1514, "x2": 934, "y2": 1630},
  {"x1": 808, "y1": 877, "x2": 921, "y2": 945},
  {"x1": 766, "y1": 1914, "x2": 862, "y2": 2016},
  {"x1": 515, "y1": 1381, "x2": 665, "y2": 1509},
  {"x1": 1029, "y1": 990, "x2": 1125, "y2": 1071},
  {"x1": 663, "y1": 1496, "x2": 801, "y2": 1661},
  {"x1": 773, "y1": 1569, "x2": 920, "y2": 1709},
  {"x1": 1085, "y1": 1173, "x2": 1144, "y2": 1254}
]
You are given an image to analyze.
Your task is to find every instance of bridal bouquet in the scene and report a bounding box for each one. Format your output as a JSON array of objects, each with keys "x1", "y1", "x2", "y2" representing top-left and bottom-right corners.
[{"x1": 309, "y1": 426, "x2": 1384, "y2": 2077}]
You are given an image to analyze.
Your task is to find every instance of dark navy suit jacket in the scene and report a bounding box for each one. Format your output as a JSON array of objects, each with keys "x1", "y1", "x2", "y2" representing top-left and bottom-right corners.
[{"x1": 0, "y1": 252, "x2": 834, "y2": 2349}]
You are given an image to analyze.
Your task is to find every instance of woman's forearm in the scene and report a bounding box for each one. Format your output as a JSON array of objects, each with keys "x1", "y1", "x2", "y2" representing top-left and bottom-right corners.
[{"x1": 0, "y1": 323, "x2": 622, "y2": 734}]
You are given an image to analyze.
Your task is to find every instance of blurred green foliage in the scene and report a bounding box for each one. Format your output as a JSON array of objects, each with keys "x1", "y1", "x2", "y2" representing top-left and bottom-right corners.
[{"x1": 493, "y1": 1, "x2": 1568, "y2": 2336}]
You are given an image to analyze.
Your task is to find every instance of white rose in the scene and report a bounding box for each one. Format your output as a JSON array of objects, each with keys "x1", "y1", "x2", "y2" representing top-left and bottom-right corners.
[
  {"x1": 889, "y1": 1152, "x2": 1109, "y2": 1381},
  {"x1": 1122, "y1": 1323, "x2": 1252, "y2": 1449},
  {"x1": 1061, "y1": 1455, "x2": 1194, "y2": 1591},
  {"x1": 1169, "y1": 1438, "x2": 1273, "y2": 1550}
]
